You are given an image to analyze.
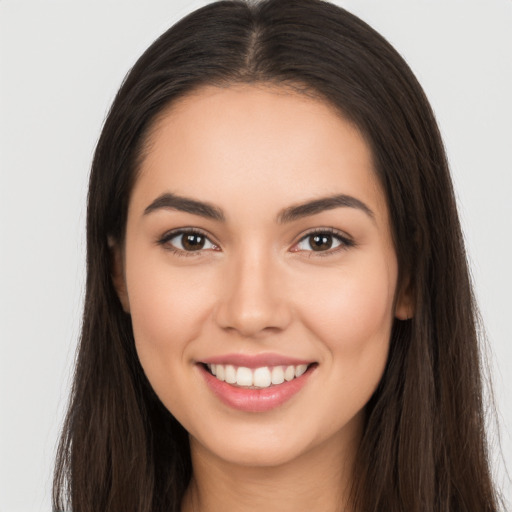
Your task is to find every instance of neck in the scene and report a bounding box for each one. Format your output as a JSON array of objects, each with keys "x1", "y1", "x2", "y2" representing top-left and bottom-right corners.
[{"x1": 182, "y1": 423, "x2": 361, "y2": 512}]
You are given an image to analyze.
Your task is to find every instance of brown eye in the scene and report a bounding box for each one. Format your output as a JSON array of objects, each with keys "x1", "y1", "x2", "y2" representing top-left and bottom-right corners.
[
  {"x1": 182, "y1": 233, "x2": 206, "y2": 251},
  {"x1": 309, "y1": 234, "x2": 334, "y2": 251},
  {"x1": 294, "y1": 229, "x2": 353, "y2": 254},
  {"x1": 161, "y1": 230, "x2": 217, "y2": 253}
]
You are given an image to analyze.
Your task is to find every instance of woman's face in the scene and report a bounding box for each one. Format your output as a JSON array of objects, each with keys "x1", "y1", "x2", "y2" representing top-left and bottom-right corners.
[{"x1": 115, "y1": 84, "x2": 410, "y2": 468}]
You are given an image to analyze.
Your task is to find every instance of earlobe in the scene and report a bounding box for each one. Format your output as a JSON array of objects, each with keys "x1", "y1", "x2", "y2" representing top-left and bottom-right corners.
[
  {"x1": 108, "y1": 237, "x2": 131, "y2": 313},
  {"x1": 395, "y1": 277, "x2": 414, "y2": 320}
]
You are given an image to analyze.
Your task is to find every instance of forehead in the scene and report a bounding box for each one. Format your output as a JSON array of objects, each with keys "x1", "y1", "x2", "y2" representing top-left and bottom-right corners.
[{"x1": 133, "y1": 84, "x2": 387, "y2": 225}]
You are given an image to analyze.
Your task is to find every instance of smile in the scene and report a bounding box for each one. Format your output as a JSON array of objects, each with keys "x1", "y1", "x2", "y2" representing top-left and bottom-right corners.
[
  {"x1": 206, "y1": 363, "x2": 309, "y2": 389},
  {"x1": 198, "y1": 356, "x2": 317, "y2": 412}
]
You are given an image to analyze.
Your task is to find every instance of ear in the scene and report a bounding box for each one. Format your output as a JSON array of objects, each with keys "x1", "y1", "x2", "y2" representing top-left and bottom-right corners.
[
  {"x1": 108, "y1": 236, "x2": 131, "y2": 313},
  {"x1": 394, "y1": 276, "x2": 414, "y2": 320}
]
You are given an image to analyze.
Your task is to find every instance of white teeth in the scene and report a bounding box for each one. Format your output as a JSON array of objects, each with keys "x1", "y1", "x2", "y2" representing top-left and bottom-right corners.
[
  {"x1": 284, "y1": 365, "x2": 295, "y2": 382},
  {"x1": 271, "y1": 366, "x2": 285, "y2": 385},
  {"x1": 253, "y1": 367, "x2": 272, "y2": 388},
  {"x1": 216, "y1": 364, "x2": 225, "y2": 381},
  {"x1": 236, "y1": 367, "x2": 253, "y2": 386},
  {"x1": 295, "y1": 364, "x2": 308, "y2": 377},
  {"x1": 225, "y1": 364, "x2": 237, "y2": 384},
  {"x1": 207, "y1": 363, "x2": 311, "y2": 388}
]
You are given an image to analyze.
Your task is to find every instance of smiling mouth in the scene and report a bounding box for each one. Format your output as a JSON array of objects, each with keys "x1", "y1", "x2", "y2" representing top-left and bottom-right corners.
[{"x1": 203, "y1": 363, "x2": 315, "y2": 389}]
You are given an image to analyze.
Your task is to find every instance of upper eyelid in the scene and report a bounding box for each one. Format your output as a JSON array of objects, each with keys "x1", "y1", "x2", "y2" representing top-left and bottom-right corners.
[
  {"x1": 293, "y1": 228, "x2": 354, "y2": 254},
  {"x1": 158, "y1": 227, "x2": 217, "y2": 243},
  {"x1": 157, "y1": 228, "x2": 219, "y2": 258},
  {"x1": 297, "y1": 227, "x2": 352, "y2": 242}
]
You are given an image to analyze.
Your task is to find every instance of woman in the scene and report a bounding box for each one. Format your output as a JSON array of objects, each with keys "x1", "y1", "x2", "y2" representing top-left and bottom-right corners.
[{"x1": 53, "y1": 0, "x2": 503, "y2": 510}]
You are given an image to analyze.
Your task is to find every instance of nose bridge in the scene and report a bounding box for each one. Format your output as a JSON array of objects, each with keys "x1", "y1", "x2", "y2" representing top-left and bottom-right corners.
[{"x1": 214, "y1": 241, "x2": 291, "y2": 337}]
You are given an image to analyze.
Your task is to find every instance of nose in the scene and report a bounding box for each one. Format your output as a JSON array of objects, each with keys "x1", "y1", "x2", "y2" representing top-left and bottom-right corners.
[{"x1": 213, "y1": 249, "x2": 292, "y2": 338}]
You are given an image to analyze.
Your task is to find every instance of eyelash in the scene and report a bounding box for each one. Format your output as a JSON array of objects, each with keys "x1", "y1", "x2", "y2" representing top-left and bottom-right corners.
[
  {"x1": 293, "y1": 227, "x2": 355, "y2": 258},
  {"x1": 156, "y1": 227, "x2": 355, "y2": 258},
  {"x1": 156, "y1": 227, "x2": 217, "y2": 258}
]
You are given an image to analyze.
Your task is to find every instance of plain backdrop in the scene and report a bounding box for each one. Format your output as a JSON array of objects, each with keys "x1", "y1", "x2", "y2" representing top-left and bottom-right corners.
[{"x1": 1, "y1": 1, "x2": 511, "y2": 510}]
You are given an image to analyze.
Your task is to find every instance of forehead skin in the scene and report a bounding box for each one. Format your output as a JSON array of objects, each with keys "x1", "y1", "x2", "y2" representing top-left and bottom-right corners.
[{"x1": 134, "y1": 84, "x2": 390, "y2": 239}]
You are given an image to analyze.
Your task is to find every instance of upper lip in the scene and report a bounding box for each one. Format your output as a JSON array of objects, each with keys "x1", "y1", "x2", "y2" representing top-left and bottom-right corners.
[{"x1": 200, "y1": 353, "x2": 314, "y2": 369}]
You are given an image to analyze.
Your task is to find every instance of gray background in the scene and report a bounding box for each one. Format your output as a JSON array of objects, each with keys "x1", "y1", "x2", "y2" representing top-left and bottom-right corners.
[{"x1": 1, "y1": 0, "x2": 511, "y2": 510}]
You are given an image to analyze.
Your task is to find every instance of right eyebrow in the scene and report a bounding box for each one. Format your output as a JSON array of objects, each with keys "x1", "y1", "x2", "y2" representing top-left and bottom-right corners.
[{"x1": 143, "y1": 193, "x2": 226, "y2": 222}]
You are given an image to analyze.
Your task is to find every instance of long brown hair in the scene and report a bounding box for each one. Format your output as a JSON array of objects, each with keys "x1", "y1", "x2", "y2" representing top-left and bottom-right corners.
[{"x1": 53, "y1": 1, "x2": 503, "y2": 510}]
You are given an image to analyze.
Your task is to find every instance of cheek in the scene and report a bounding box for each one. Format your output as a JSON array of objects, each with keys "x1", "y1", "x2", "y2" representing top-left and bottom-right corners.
[
  {"x1": 295, "y1": 253, "x2": 396, "y2": 363},
  {"x1": 125, "y1": 257, "x2": 220, "y2": 422},
  {"x1": 309, "y1": 259, "x2": 392, "y2": 317},
  {"x1": 293, "y1": 256, "x2": 396, "y2": 426},
  {"x1": 125, "y1": 251, "x2": 215, "y2": 370}
]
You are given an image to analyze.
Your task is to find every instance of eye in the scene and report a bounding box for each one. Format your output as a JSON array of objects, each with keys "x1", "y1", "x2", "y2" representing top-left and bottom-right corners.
[
  {"x1": 158, "y1": 229, "x2": 218, "y2": 255},
  {"x1": 293, "y1": 229, "x2": 354, "y2": 255}
]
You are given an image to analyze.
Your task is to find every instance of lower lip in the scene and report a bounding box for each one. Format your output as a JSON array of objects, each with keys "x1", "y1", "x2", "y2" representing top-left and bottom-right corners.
[{"x1": 198, "y1": 364, "x2": 315, "y2": 413}]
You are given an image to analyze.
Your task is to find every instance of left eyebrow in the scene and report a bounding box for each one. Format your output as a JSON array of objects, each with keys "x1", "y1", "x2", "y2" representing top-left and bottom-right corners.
[{"x1": 276, "y1": 194, "x2": 375, "y2": 224}]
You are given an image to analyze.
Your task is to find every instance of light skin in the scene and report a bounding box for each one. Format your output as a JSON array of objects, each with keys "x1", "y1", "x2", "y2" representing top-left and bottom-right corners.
[{"x1": 113, "y1": 84, "x2": 412, "y2": 512}]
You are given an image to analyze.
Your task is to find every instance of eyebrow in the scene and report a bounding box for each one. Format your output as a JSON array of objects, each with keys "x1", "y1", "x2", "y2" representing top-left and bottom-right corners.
[
  {"x1": 277, "y1": 194, "x2": 375, "y2": 223},
  {"x1": 143, "y1": 192, "x2": 375, "y2": 223},
  {"x1": 144, "y1": 193, "x2": 225, "y2": 221}
]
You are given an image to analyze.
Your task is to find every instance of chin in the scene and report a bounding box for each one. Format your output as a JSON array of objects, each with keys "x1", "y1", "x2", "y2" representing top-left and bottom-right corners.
[{"x1": 192, "y1": 430, "x2": 313, "y2": 468}]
